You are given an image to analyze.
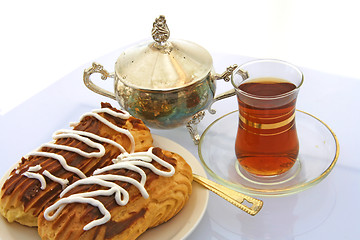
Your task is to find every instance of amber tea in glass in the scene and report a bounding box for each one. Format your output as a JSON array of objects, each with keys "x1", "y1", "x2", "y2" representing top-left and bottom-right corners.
[{"x1": 231, "y1": 60, "x2": 303, "y2": 177}]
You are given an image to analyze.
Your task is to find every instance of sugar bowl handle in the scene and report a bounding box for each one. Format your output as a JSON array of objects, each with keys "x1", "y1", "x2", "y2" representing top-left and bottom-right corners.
[
  {"x1": 83, "y1": 62, "x2": 116, "y2": 100},
  {"x1": 208, "y1": 64, "x2": 239, "y2": 114},
  {"x1": 214, "y1": 64, "x2": 238, "y2": 82}
]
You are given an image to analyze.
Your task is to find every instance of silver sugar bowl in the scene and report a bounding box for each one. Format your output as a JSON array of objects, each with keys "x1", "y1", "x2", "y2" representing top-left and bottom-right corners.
[{"x1": 83, "y1": 15, "x2": 237, "y2": 144}]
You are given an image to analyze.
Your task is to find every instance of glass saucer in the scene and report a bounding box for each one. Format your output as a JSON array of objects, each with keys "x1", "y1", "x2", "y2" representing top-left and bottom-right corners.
[{"x1": 198, "y1": 110, "x2": 339, "y2": 196}]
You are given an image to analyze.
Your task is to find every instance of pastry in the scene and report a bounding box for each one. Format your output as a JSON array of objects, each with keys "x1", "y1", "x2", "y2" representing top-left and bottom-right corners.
[
  {"x1": 37, "y1": 147, "x2": 193, "y2": 240},
  {"x1": 0, "y1": 103, "x2": 153, "y2": 227}
]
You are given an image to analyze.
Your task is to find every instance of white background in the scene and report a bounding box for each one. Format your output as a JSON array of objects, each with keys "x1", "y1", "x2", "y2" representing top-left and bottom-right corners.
[{"x1": 0, "y1": 0, "x2": 359, "y2": 114}]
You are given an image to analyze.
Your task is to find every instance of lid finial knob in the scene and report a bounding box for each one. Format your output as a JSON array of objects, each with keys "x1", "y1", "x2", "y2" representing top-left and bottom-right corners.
[{"x1": 152, "y1": 15, "x2": 170, "y2": 44}]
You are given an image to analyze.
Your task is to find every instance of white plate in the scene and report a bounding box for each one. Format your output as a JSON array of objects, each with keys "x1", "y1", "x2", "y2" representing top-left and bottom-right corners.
[{"x1": 0, "y1": 135, "x2": 209, "y2": 240}]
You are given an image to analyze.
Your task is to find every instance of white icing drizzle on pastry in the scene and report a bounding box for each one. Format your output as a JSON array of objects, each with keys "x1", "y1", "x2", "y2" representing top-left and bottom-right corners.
[
  {"x1": 44, "y1": 147, "x2": 175, "y2": 231},
  {"x1": 21, "y1": 107, "x2": 135, "y2": 190},
  {"x1": 21, "y1": 164, "x2": 69, "y2": 190},
  {"x1": 27, "y1": 152, "x2": 87, "y2": 179},
  {"x1": 53, "y1": 129, "x2": 127, "y2": 154},
  {"x1": 22, "y1": 165, "x2": 46, "y2": 190},
  {"x1": 73, "y1": 108, "x2": 135, "y2": 153},
  {"x1": 43, "y1": 134, "x2": 106, "y2": 158},
  {"x1": 23, "y1": 172, "x2": 47, "y2": 190},
  {"x1": 43, "y1": 170, "x2": 69, "y2": 189},
  {"x1": 28, "y1": 165, "x2": 42, "y2": 172}
]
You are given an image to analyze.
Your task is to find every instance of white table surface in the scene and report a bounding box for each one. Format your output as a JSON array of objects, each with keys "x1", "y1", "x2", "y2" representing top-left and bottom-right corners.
[{"x1": 0, "y1": 48, "x2": 359, "y2": 239}]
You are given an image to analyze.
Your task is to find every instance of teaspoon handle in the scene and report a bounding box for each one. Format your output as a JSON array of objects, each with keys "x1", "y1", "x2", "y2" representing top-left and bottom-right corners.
[{"x1": 193, "y1": 174, "x2": 263, "y2": 216}]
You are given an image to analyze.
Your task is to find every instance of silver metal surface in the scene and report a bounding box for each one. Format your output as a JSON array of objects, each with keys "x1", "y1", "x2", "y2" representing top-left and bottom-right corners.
[{"x1": 83, "y1": 15, "x2": 237, "y2": 142}]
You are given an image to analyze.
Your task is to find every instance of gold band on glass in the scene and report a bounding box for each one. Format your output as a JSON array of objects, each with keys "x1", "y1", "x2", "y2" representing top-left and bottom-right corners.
[{"x1": 239, "y1": 111, "x2": 295, "y2": 130}]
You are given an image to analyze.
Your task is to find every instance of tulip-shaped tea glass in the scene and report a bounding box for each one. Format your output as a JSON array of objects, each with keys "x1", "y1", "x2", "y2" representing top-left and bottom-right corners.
[{"x1": 231, "y1": 59, "x2": 304, "y2": 177}]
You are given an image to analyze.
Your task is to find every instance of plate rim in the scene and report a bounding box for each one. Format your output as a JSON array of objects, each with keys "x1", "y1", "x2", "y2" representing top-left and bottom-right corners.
[{"x1": 198, "y1": 109, "x2": 340, "y2": 196}]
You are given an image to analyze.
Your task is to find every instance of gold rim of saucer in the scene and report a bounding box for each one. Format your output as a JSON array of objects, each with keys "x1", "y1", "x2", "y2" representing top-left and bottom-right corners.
[{"x1": 198, "y1": 109, "x2": 340, "y2": 196}]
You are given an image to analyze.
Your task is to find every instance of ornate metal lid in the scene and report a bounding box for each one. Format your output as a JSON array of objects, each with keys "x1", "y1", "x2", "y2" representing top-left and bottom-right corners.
[{"x1": 114, "y1": 15, "x2": 213, "y2": 90}]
